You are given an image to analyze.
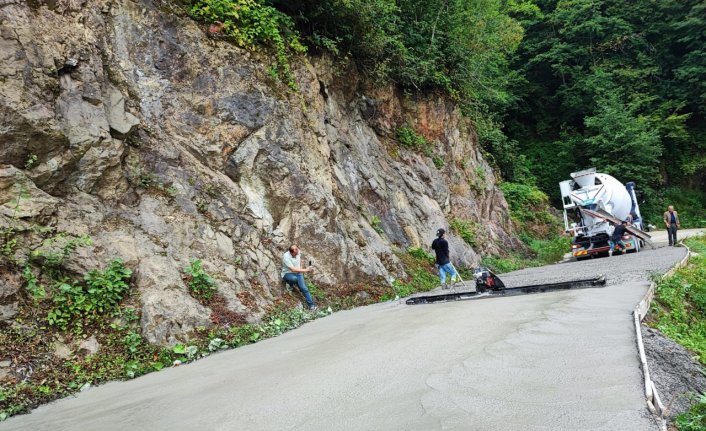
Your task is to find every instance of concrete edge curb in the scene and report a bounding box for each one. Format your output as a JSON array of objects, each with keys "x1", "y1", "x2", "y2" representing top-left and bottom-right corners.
[{"x1": 633, "y1": 242, "x2": 692, "y2": 430}]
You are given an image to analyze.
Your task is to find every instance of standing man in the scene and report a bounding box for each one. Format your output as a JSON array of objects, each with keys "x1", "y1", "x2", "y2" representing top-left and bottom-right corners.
[
  {"x1": 431, "y1": 228, "x2": 458, "y2": 289},
  {"x1": 282, "y1": 244, "x2": 317, "y2": 311},
  {"x1": 663, "y1": 205, "x2": 680, "y2": 246}
]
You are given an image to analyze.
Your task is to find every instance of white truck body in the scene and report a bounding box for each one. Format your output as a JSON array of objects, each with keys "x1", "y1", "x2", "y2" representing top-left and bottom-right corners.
[{"x1": 560, "y1": 168, "x2": 644, "y2": 258}]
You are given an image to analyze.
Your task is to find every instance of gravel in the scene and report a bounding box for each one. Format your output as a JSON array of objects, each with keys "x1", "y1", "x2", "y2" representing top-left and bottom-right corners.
[{"x1": 642, "y1": 326, "x2": 706, "y2": 418}]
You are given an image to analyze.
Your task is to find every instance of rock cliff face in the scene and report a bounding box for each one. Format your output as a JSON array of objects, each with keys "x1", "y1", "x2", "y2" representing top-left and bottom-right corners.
[{"x1": 0, "y1": 0, "x2": 519, "y2": 345}]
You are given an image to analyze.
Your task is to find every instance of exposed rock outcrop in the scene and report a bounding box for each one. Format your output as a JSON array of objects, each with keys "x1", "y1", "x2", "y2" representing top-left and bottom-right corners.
[{"x1": 0, "y1": 0, "x2": 520, "y2": 345}]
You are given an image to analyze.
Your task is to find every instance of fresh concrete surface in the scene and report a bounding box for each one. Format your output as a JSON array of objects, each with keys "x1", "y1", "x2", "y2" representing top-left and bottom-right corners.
[{"x1": 2, "y1": 246, "x2": 690, "y2": 431}]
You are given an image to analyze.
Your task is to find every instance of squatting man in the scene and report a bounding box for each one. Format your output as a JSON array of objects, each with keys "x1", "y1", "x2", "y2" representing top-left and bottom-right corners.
[{"x1": 281, "y1": 244, "x2": 318, "y2": 311}]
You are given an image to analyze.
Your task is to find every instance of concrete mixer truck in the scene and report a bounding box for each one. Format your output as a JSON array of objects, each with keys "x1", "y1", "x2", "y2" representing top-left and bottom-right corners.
[{"x1": 560, "y1": 168, "x2": 650, "y2": 260}]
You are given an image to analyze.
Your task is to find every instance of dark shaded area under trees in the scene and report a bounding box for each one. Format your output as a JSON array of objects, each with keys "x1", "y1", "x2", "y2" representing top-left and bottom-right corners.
[{"x1": 503, "y1": 0, "x2": 706, "y2": 226}]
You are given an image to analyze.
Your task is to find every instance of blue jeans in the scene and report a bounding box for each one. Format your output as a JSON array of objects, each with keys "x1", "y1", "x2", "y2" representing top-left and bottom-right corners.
[
  {"x1": 282, "y1": 273, "x2": 315, "y2": 307},
  {"x1": 609, "y1": 239, "x2": 625, "y2": 251},
  {"x1": 437, "y1": 263, "x2": 457, "y2": 284}
]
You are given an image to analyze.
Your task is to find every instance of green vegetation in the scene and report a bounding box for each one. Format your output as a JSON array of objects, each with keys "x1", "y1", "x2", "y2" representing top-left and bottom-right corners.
[
  {"x1": 482, "y1": 182, "x2": 569, "y2": 273},
  {"x1": 47, "y1": 260, "x2": 132, "y2": 331},
  {"x1": 380, "y1": 247, "x2": 438, "y2": 301},
  {"x1": 128, "y1": 163, "x2": 178, "y2": 199},
  {"x1": 183, "y1": 259, "x2": 218, "y2": 300},
  {"x1": 650, "y1": 236, "x2": 706, "y2": 364},
  {"x1": 449, "y1": 218, "x2": 479, "y2": 248},
  {"x1": 189, "y1": 0, "x2": 306, "y2": 89},
  {"x1": 396, "y1": 125, "x2": 433, "y2": 157},
  {"x1": 675, "y1": 393, "x2": 706, "y2": 431},
  {"x1": 24, "y1": 154, "x2": 37, "y2": 170},
  {"x1": 648, "y1": 236, "x2": 706, "y2": 429},
  {"x1": 504, "y1": 0, "x2": 706, "y2": 222},
  {"x1": 276, "y1": 0, "x2": 525, "y2": 112},
  {"x1": 369, "y1": 215, "x2": 384, "y2": 235},
  {"x1": 500, "y1": 182, "x2": 558, "y2": 238}
]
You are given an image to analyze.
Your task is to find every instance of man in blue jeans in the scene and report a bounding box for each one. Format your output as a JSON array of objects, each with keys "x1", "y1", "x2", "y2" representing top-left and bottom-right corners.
[
  {"x1": 281, "y1": 244, "x2": 317, "y2": 311},
  {"x1": 431, "y1": 228, "x2": 458, "y2": 289}
]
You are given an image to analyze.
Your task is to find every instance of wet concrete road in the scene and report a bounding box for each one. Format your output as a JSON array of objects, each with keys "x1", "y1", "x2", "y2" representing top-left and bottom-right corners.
[{"x1": 2, "y1": 245, "x2": 692, "y2": 431}]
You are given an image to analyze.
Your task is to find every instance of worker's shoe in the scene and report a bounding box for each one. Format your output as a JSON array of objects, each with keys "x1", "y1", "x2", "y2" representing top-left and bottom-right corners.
[{"x1": 308, "y1": 305, "x2": 318, "y2": 312}]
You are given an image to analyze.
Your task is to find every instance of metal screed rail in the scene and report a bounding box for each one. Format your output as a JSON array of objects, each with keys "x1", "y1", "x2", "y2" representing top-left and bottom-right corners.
[{"x1": 405, "y1": 274, "x2": 607, "y2": 305}]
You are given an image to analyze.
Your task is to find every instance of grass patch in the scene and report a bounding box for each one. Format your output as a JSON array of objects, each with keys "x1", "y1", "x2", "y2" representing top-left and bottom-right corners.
[
  {"x1": 647, "y1": 235, "x2": 706, "y2": 429},
  {"x1": 649, "y1": 235, "x2": 706, "y2": 364},
  {"x1": 675, "y1": 393, "x2": 706, "y2": 431}
]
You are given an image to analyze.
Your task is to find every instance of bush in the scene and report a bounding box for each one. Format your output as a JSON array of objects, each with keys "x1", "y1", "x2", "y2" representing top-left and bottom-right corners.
[
  {"x1": 407, "y1": 246, "x2": 434, "y2": 264},
  {"x1": 500, "y1": 181, "x2": 563, "y2": 240},
  {"x1": 47, "y1": 259, "x2": 132, "y2": 331},
  {"x1": 190, "y1": 0, "x2": 306, "y2": 89},
  {"x1": 449, "y1": 218, "x2": 479, "y2": 248},
  {"x1": 397, "y1": 125, "x2": 433, "y2": 156},
  {"x1": 380, "y1": 248, "x2": 439, "y2": 301},
  {"x1": 184, "y1": 259, "x2": 218, "y2": 300}
]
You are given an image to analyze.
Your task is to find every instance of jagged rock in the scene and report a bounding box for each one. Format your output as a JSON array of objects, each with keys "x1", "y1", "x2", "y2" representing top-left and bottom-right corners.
[
  {"x1": 136, "y1": 255, "x2": 211, "y2": 346},
  {"x1": 105, "y1": 85, "x2": 139, "y2": 139},
  {"x1": 0, "y1": 270, "x2": 21, "y2": 298},
  {"x1": 0, "y1": 360, "x2": 12, "y2": 382},
  {"x1": 78, "y1": 335, "x2": 100, "y2": 356},
  {"x1": 0, "y1": 166, "x2": 59, "y2": 221},
  {"x1": 53, "y1": 339, "x2": 73, "y2": 360},
  {"x1": 0, "y1": 302, "x2": 18, "y2": 322},
  {"x1": 0, "y1": 0, "x2": 522, "y2": 345}
]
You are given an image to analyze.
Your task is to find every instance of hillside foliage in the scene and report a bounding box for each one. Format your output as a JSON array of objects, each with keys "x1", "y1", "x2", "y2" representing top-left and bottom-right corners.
[{"x1": 504, "y1": 0, "x2": 706, "y2": 224}]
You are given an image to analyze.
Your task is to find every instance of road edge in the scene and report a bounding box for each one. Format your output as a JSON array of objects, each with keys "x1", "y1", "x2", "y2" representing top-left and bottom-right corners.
[{"x1": 633, "y1": 243, "x2": 691, "y2": 431}]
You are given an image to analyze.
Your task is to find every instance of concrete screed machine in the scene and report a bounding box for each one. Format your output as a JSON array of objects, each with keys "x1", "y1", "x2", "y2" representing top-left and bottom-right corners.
[{"x1": 560, "y1": 168, "x2": 652, "y2": 260}]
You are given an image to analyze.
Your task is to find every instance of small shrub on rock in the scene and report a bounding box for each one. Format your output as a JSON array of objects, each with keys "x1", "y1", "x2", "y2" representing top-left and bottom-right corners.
[{"x1": 184, "y1": 259, "x2": 218, "y2": 300}]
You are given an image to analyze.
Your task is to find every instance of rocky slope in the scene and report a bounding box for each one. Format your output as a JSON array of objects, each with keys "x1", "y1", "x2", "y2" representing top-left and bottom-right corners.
[{"x1": 0, "y1": 0, "x2": 519, "y2": 345}]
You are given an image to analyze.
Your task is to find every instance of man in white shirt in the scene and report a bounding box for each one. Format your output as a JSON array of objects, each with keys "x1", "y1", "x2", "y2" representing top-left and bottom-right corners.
[{"x1": 281, "y1": 244, "x2": 317, "y2": 311}]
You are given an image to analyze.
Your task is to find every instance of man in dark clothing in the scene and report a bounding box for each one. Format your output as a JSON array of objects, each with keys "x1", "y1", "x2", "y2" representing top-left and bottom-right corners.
[
  {"x1": 663, "y1": 206, "x2": 680, "y2": 246},
  {"x1": 610, "y1": 220, "x2": 629, "y2": 253},
  {"x1": 431, "y1": 228, "x2": 458, "y2": 288}
]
